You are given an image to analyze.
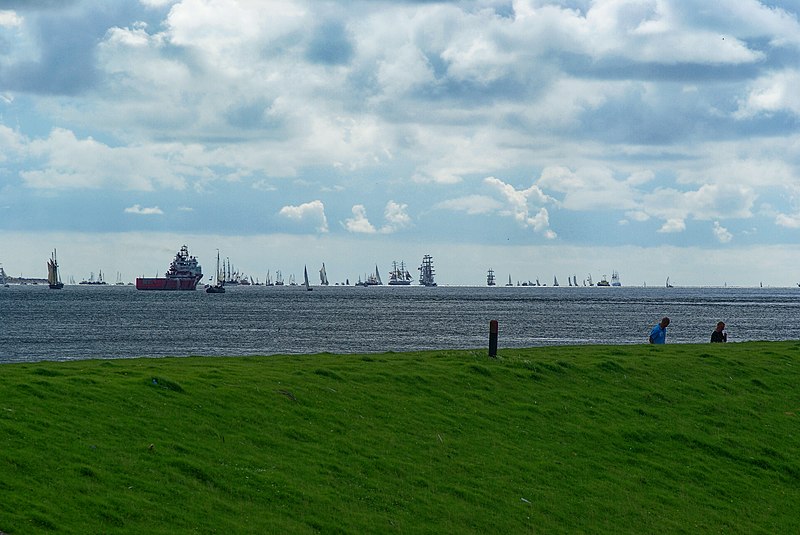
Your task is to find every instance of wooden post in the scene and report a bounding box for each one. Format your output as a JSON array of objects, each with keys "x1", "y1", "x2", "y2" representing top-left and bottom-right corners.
[{"x1": 489, "y1": 319, "x2": 498, "y2": 358}]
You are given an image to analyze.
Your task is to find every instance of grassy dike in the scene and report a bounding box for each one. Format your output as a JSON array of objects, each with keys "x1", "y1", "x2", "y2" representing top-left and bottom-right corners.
[{"x1": 1, "y1": 342, "x2": 799, "y2": 533}]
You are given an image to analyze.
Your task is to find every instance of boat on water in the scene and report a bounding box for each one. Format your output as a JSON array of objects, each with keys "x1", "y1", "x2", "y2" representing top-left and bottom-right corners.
[
  {"x1": 80, "y1": 271, "x2": 107, "y2": 285},
  {"x1": 553, "y1": 275, "x2": 559, "y2": 287},
  {"x1": 206, "y1": 249, "x2": 225, "y2": 293},
  {"x1": 611, "y1": 270, "x2": 621, "y2": 287},
  {"x1": 136, "y1": 245, "x2": 203, "y2": 291},
  {"x1": 364, "y1": 264, "x2": 382, "y2": 286},
  {"x1": 388, "y1": 261, "x2": 412, "y2": 285},
  {"x1": 319, "y1": 263, "x2": 329, "y2": 286},
  {"x1": 0, "y1": 264, "x2": 8, "y2": 287},
  {"x1": 275, "y1": 270, "x2": 284, "y2": 286},
  {"x1": 596, "y1": 275, "x2": 611, "y2": 287},
  {"x1": 487, "y1": 268, "x2": 496, "y2": 286},
  {"x1": 304, "y1": 265, "x2": 313, "y2": 291},
  {"x1": 47, "y1": 249, "x2": 64, "y2": 290},
  {"x1": 419, "y1": 255, "x2": 437, "y2": 286},
  {"x1": 666, "y1": 277, "x2": 674, "y2": 288},
  {"x1": 506, "y1": 274, "x2": 513, "y2": 287}
]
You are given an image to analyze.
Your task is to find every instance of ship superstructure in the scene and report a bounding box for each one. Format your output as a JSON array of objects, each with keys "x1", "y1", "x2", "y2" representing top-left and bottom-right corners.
[{"x1": 136, "y1": 245, "x2": 203, "y2": 291}]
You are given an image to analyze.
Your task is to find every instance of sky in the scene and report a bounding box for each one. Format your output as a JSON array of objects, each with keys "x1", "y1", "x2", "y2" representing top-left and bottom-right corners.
[{"x1": 2, "y1": 0, "x2": 800, "y2": 286}]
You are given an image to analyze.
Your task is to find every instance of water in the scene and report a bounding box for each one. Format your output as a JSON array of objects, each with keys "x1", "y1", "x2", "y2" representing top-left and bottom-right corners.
[{"x1": 1, "y1": 284, "x2": 798, "y2": 363}]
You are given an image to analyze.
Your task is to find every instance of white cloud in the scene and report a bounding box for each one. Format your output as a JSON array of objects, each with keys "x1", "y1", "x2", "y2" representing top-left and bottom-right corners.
[
  {"x1": 380, "y1": 201, "x2": 411, "y2": 233},
  {"x1": 735, "y1": 69, "x2": 800, "y2": 118},
  {"x1": 124, "y1": 204, "x2": 164, "y2": 215},
  {"x1": 343, "y1": 204, "x2": 376, "y2": 234},
  {"x1": 278, "y1": 200, "x2": 329, "y2": 233},
  {"x1": 436, "y1": 195, "x2": 503, "y2": 215},
  {"x1": 775, "y1": 212, "x2": 800, "y2": 229},
  {"x1": 659, "y1": 218, "x2": 686, "y2": 233},
  {"x1": 713, "y1": 221, "x2": 733, "y2": 243},
  {"x1": 484, "y1": 176, "x2": 557, "y2": 238},
  {"x1": 0, "y1": 10, "x2": 22, "y2": 28},
  {"x1": 20, "y1": 128, "x2": 188, "y2": 191}
]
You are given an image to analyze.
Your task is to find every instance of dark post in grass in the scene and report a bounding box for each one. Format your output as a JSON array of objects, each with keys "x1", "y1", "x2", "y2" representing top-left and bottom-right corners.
[{"x1": 489, "y1": 319, "x2": 498, "y2": 358}]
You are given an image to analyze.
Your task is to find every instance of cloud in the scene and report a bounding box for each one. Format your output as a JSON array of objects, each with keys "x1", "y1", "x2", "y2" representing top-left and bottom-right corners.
[
  {"x1": 436, "y1": 195, "x2": 503, "y2": 215},
  {"x1": 775, "y1": 212, "x2": 800, "y2": 229},
  {"x1": 484, "y1": 176, "x2": 556, "y2": 238},
  {"x1": 278, "y1": 200, "x2": 329, "y2": 233},
  {"x1": 124, "y1": 204, "x2": 163, "y2": 215},
  {"x1": 713, "y1": 221, "x2": 733, "y2": 243},
  {"x1": 735, "y1": 69, "x2": 800, "y2": 118},
  {"x1": 659, "y1": 218, "x2": 686, "y2": 233},
  {"x1": 380, "y1": 200, "x2": 411, "y2": 233},
  {"x1": 343, "y1": 204, "x2": 376, "y2": 234},
  {"x1": 20, "y1": 128, "x2": 188, "y2": 191}
]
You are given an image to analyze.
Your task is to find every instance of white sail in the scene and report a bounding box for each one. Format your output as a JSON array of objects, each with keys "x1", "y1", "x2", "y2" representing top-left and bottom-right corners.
[
  {"x1": 319, "y1": 263, "x2": 329, "y2": 285},
  {"x1": 304, "y1": 265, "x2": 312, "y2": 291}
]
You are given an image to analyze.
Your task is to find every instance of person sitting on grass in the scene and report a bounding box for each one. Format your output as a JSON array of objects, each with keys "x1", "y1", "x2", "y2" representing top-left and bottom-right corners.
[{"x1": 711, "y1": 321, "x2": 727, "y2": 343}]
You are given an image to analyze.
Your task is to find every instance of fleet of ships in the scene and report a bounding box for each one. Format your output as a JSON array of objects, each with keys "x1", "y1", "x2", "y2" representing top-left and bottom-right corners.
[{"x1": 1, "y1": 245, "x2": 631, "y2": 291}]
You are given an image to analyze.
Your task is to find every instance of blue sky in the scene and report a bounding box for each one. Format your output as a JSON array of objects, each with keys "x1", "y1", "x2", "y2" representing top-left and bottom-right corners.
[{"x1": 2, "y1": 0, "x2": 800, "y2": 286}]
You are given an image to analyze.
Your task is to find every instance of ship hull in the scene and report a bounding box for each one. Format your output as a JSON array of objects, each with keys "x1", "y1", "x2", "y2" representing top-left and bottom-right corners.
[{"x1": 135, "y1": 277, "x2": 200, "y2": 291}]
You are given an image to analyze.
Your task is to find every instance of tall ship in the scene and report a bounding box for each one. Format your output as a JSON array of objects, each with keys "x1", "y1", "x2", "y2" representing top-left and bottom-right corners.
[
  {"x1": 611, "y1": 270, "x2": 621, "y2": 286},
  {"x1": 418, "y1": 255, "x2": 437, "y2": 287},
  {"x1": 47, "y1": 249, "x2": 64, "y2": 289},
  {"x1": 487, "y1": 268, "x2": 496, "y2": 286},
  {"x1": 388, "y1": 261, "x2": 412, "y2": 285},
  {"x1": 136, "y1": 245, "x2": 202, "y2": 291}
]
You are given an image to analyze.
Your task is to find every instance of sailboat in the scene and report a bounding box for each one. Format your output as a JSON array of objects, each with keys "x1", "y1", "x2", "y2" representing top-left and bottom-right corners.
[
  {"x1": 319, "y1": 263, "x2": 329, "y2": 286},
  {"x1": 666, "y1": 277, "x2": 674, "y2": 288},
  {"x1": 206, "y1": 249, "x2": 225, "y2": 293},
  {"x1": 487, "y1": 268, "x2": 496, "y2": 286},
  {"x1": 388, "y1": 261, "x2": 413, "y2": 285},
  {"x1": 304, "y1": 265, "x2": 313, "y2": 291},
  {"x1": 1, "y1": 264, "x2": 9, "y2": 287},
  {"x1": 365, "y1": 264, "x2": 382, "y2": 285},
  {"x1": 506, "y1": 274, "x2": 513, "y2": 287},
  {"x1": 553, "y1": 275, "x2": 559, "y2": 287},
  {"x1": 418, "y1": 255, "x2": 437, "y2": 286},
  {"x1": 47, "y1": 249, "x2": 64, "y2": 289}
]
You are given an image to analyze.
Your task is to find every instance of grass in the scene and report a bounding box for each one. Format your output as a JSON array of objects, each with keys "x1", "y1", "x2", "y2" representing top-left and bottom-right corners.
[{"x1": 1, "y1": 342, "x2": 800, "y2": 533}]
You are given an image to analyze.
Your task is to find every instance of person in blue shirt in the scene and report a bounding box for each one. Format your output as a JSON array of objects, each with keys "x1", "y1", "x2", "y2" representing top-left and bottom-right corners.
[{"x1": 649, "y1": 317, "x2": 670, "y2": 344}]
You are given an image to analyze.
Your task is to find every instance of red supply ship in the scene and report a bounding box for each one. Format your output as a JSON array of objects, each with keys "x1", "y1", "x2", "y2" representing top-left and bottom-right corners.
[{"x1": 136, "y1": 245, "x2": 203, "y2": 291}]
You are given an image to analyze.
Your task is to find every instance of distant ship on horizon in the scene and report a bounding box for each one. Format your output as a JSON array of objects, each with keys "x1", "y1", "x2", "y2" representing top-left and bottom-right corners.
[{"x1": 136, "y1": 245, "x2": 203, "y2": 291}]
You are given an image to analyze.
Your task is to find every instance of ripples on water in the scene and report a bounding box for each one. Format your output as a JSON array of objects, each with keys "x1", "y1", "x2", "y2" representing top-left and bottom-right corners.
[{"x1": 1, "y1": 284, "x2": 798, "y2": 363}]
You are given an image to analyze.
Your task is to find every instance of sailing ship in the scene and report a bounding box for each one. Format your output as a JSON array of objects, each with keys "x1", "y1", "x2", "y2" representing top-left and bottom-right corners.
[
  {"x1": 136, "y1": 245, "x2": 203, "y2": 291},
  {"x1": 47, "y1": 249, "x2": 64, "y2": 289},
  {"x1": 319, "y1": 263, "x2": 329, "y2": 286},
  {"x1": 206, "y1": 249, "x2": 225, "y2": 293},
  {"x1": 487, "y1": 268, "x2": 496, "y2": 286},
  {"x1": 275, "y1": 270, "x2": 284, "y2": 286},
  {"x1": 304, "y1": 265, "x2": 313, "y2": 291},
  {"x1": 666, "y1": 277, "x2": 674, "y2": 288},
  {"x1": 611, "y1": 270, "x2": 621, "y2": 286},
  {"x1": 553, "y1": 275, "x2": 559, "y2": 287},
  {"x1": 80, "y1": 271, "x2": 107, "y2": 285},
  {"x1": 0, "y1": 264, "x2": 8, "y2": 287},
  {"x1": 586, "y1": 274, "x2": 594, "y2": 286},
  {"x1": 365, "y1": 264, "x2": 382, "y2": 286},
  {"x1": 388, "y1": 261, "x2": 412, "y2": 285},
  {"x1": 418, "y1": 255, "x2": 437, "y2": 286}
]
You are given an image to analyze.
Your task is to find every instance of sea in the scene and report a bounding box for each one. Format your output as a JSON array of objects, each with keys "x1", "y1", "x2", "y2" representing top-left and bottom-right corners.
[{"x1": 1, "y1": 284, "x2": 798, "y2": 364}]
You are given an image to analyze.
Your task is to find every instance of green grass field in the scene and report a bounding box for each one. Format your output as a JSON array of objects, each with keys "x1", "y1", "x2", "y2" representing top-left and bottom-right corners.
[{"x1": 1, "y1": 342, "x2": 799, "y2": 533}]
